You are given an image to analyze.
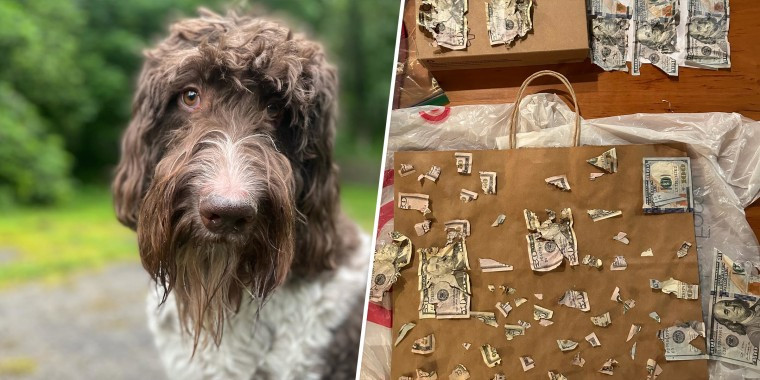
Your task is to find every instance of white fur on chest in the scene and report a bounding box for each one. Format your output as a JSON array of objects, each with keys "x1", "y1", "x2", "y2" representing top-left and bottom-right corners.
[{"x1": 146, "y1": 234, "x2": 369, "y2": 380}]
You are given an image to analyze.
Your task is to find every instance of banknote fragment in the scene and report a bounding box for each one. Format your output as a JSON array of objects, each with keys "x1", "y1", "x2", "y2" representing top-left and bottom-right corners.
[
  {"x1": 491, "y1": 374, "x2": 505, "y2": 380},
  {"x1": 534, "y1": 305, "x2": 554, "y2": 321},
  {"x1": 633, "y1": 0, "x2": 679, "y2": 76},
  {"x1": 539, "y1": 319, "x2": 554, "y2": 326},
  {"x1": 418, "y1": 0, "x2": 469, "y2": 50},
  {"x1": 610, "y1": 255, "x2": 628, "y2": 271},
  {"x1": 650, "y1": 277, "x2": 699, "y2": 300},
  {"x1": 395, "y1": 322, "x2": 416, "y2": 346},
  {"x1": 548, "y1": 371, "x2": 568, "y2": 380},
  {"x1": 415, "y1": 220, "x2": 432, "y2": 236},
  {"x1": 518, "y1": 319, "x2": 531, "y2": 329},
  {"x1": 444, "y1": 220, "x2": 471, "y2": 239},
  {"x1": 479, "y1": 171, "x2": 497, "y2": 194},
  {"x1": 524, "y1": 208, "x2": 579, "y2": 271},
  {"x1": 591, "y1": 16, "x2": 631, "y2": 71},
  {"x1": 505, "y1": 324, "x2": 526, "y2": 340},
  {"x1": 646, "y1": 358, "x2": 663, "y2": 380},
  {"x1": 583, "y1": 254, "x2": 603, "y2": 269},
  {"x1": 534, "y1": 293, "x2": 543, "y2": 300},
  {"x1": 559, "y1": 289, "x2": 591, "y2": 311},
  {"x1": 520, "y1": 356, "x2": 535, "y2": 371},
  {"x1": 472, "y1": 311, "x2": 499, "y2": 327},
  {"x1": 613, "y1": 231, "x2": 629, "y2": 244},
  {"x1": 611, "y1": 286, "x2": 623, "y2": 302},
  {"x1": 587, "y1": 209, "x2": 622, "y2": 221},
  {"x1": 623, "y1": 298, "x2": 636, "y2": 313},
  {"x1": 628, "y1": 324, "x2": 642, "y2": 341},
  {"x1": 557, "y1": 339, "x2": 579, "y2": 352},
  {"x1": 545, "y1": 175, "x2": 571, "y2": 191},
  {"x1": 587, "y1": 148, "x2": 618, "y2": 173},
  {"x1": 418, "y1": 165, "x2": 442, "y2": 184},
  {"x1": 480, "y1": 344, "x2": 502, "y2": 367},
  {"x1": 454, "y1": 152, "x2": 472, "y2": 174},
  {"x1": 415, "y1": 369, "x2": 438, "y2": 380},
  {"x1": 448, "y1": 364, "x2": 470, "y2": 380},
  {"x1": 496, "y1": 301, "x2": 512, "y2": 317},
  {"x1": 459, "y1": 189, "x2": 478, "y2": 202},
  {"x1": 643, "y1": 157, "x2": 693, "y2": 213},
  {"x1": 479, "y1": 258, "x2": 513, "y2": 272},
  {"x1": 686, "y1": 0, "x2": 730, "y2": 68},
  {"x1": 631, "y1": 341, "x2": 638, "y2": 359},
  {"x1": 591, "y1": 312, "x2": 612, "y2": 327},
  {"x1": 370, "y1": 231, "x2": 413, "y2": 302},
  {"x1": 515, "y1": 297, "x2": 528, "y2": 307},
  {"x1": 677, "y1": 241, "x2": 692, "y2": 258},
  {"x1": 641, "y1": 248, "x2": 654, "y2": 257},
  {"x1": 417, "y1": 236, "x2": 471, "y2": 319},
  {"x1": 589, "y1": 172, "x2": 605, "y2": 180},
  {"x1": 486, "y1": 0, "x2": 533, "y2": 46},
  {"x1": 399, "y1": 163, "x2": 416, "y2": 177},
  {"x1": 491, "y1": 214, "x2": 506, "y2": 227},
  {"x1": 598, "y1": 358, "x2": 618, "y2": 375},
  {"x1": 650, "y1": 311, "x2": 661, "y2": 323},
  {"x1": 463, "y1": 342, "x2": 471, "y2": 350},
  {"x1": 399, "y1": 193, "x2": 432, "y2": 215},
  {"x1": 572, "y1": 352, "x2": 585, "y2": 367},
  {"x1": 657, "y1": 321, "x2": 708, "y2": 360},
  {"x1": 586, "y1": 332, "x2": 602, "y2": 347},
  {"x1": 411, "y1": 334, "x2": 436, "y2": 354}
]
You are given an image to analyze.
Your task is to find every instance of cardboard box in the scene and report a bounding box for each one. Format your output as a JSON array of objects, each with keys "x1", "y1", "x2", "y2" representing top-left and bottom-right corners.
[{"x1": 415, "y1": 0, "x2": 589, "y2": 71}]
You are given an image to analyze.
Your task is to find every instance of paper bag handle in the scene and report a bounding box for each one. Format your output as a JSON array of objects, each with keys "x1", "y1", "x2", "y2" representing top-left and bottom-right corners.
[{"x1": 508, "y1": 70, "x2": 582, "y2": 149}]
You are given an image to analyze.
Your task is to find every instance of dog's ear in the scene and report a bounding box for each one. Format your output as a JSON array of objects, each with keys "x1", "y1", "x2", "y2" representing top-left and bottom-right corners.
[{"x1": 112, "y1": 64, "x2": 167, "y2": 230}]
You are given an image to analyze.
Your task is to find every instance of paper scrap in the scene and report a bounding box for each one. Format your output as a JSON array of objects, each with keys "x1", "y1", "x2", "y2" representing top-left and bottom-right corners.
[
  {"x1": 394, "y1": 322, "x2": 416, "y2": 346},
  {"x1": 448, "y1": 364, "x2": 469, "y2": 380},
  {"x1": 455, "y1": 152, "x2": 472, "y2": 174},
  {"x1": 590, "y1": 172, "x2": 605, "y2": 180},
  {"x1": 649, "y1": 311, "x2": 661, "y2": 323},
  {"x1": 591, "y1": 312, "x2": 611, "y2": 327},
  {"x1": 534, "y1": 305, "x2": 554, "y2": 320},
  {"x1": 585, "y1": 332, "x2": 601, "y2": 347},
  {"x1": 572, "y1": 352, "x2": 585, "y2": 367},
  {"x1": 471, "y1": 311, "x2": 498, "y2": 328},
  {"x1": 641, "y1": 248, "x2": 654, "y2": 257},
  {"x1": 399, "y1": 193, "x2": 431, "y2": 215},
  {"x1": 545, "y1": 175, "x2": 571, "y2": 191},
  {"x1": 610, "y1": 255, "x2": 628, "y2": 271},
  {"x1": 480, "y1": 171, "x2": 497, "y2": 194},
  {"x1": 558, "y1": 289, "x2": 591, "y2": 312},
  {"x1": 491, "y1": 213, "x2": 506, "y2": 227},
  {"x1": 598, "y1": 358, "x2": 618, "y2": 375},
  {"x1": 496, "y1": 302, "x2": 512, "y2": 318},
  {"x1": 459, "y1": 189, "x2": 478, "y2": 202},
  {"x1": 587, "y1": 148, "x2": 618, "y2": 173},
  {"x1": 399, "y1": 163, "x2": 416, "y2": 177},
  {"x1": 646, "y1": 358, "x2": 663, "y2": 380},
  {"x1": 677, "y1": 241, "x2": 693, "y2": 258},
  {"x1": 520, "y1": 356, "x2": 535, "y2": 372},
  {"x1": 411, "y1": 334, "x2": 435, "y2": 354},
  {"x1": 414, "y1": 220, "x2": 432, "y2": 236},
  {"x1": 479, "y1": 258, "x2": 513, "y2": 272},
  {"x1": 627, "y1": 324, "x2": 641, "y2": 342},
  {"x1": 587, "y1": 209, "x2": 622, "y2": 221},
  {"x1": 557, "y1": 339, "x2": 579, "y2": 352},
  {"x1": 613, "y1": 231, "x2": 630, "y2": 244},
  {"x1": 650, "y1": 277, "x2": 699, "y2": 300},
  {"x1": 480, "y1": 344, "x2": 502, "y2": 367}
]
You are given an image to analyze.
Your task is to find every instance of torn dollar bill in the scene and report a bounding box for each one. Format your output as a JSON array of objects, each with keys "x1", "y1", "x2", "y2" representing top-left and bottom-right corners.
[
  {"x1": 515, "y1": 297, "x2": 527, "y2": 307},
  {"x1": 411, "y1": 334, "x2": 436, "y2": 354},
  {"x1": 520, "y1": 356, "x2": 535, "y2": 371},
  {"x1": 459, "y1": 189, "x2": 478, "y2": 202},
  {"x1": 598, "y1": 358, "x2": 618, "y2": 375},
  {"x1": 500, "y1": 285, "x2": 516, "y2": 294},
  {"x1": 534, "y1": 293, "x2": 543, "y2": 300},
  {"x1": 591, "y1": 16, "x2": 631, "y2": 71},
  {"x1": 505, "y1": 324, "x2": 526, "y2": 340},
  {"x1": 418, "y1": 165, "x2": 442, "y2": 184},
  {"x1": 643, "y1": 157, "x2": 693, "y2": 213},
  {"x1": 370, "y1": 231, "x2": 413, "y2": 302},
  {"x1": 463, "y1": 342, "x2": 471, "y2": 350},
  {"x1": 650, "y1": 277, "x2": 699, "y2": 300},
  {"x1": 486, "y1": 0, "x2": 533, "y2": 46},
  {"x1": 646, "y1": 358, "x2": 663, "y2": 380},
  {"x1": 548, "y1": 371, "x2": 568, "y2": 380},
  {"x1": 545, "y1": 175, "x2": 571, "y2": 191},
  {"x1": 539, "y1": 319, "x2": 554, "y2": 326},
  {"x1": 518, "y1": 320, "x2": 531, "y2": 330},
  {"x1": 395, "y1": 322, "x2": 416, "y2": 346},
  {"x1": 534, "y1": 305, "x2": 554, "y2": 320},
  {"x1": 488, "y1": 284, "x2": 496, "y2": 292},
  {"x1": 479, "y1": 171, "x2": 497, "y2": 194},
  {"x1": 496, "y1": 301, "x2": 512, "y2": 317},
  {"x1": 448, "y1": 364, "x2": 469, "y2": 380},
  {"x1": 415, "y1": 220, "x2": 432, "y2": 236},
  {"x1": 479, "y1": 258, "x2": 513, "y2": 272},
  {"x1": 524, "y1": 208, "x2": 579, "y2": 271},
  {"x1": 611, "y1": 287, "x2": 623, "y2": 302},
  {"x1": 657, "y1": 321, "x2": 708, "y2": 360},
  {"x1": 613, "y1": 231, "x2": 629, "y2": 244},
  {"x1": 623, "y1": 298, "x2": 636, "y2": 314},
  {"x1": 557, "y1": 339, "x2": 579, "y2": 352},
  {"x1": 686, "y1": 0, "x2": 730, "y2": 69},
  {"x1": 582, "y1": 254, "x2": 603, "y2": 269},
  {"x1": 627, "y1": 324, "x2": 641, "y2": 342},
  {"x1": 641, "y1": 248, "x2": 654, "y2": 257},
  {"x1": 633, "y1": 0, "x2": 679, "y2": 76},
  {"x1": 572, "y1": 352, "x2": 585, "y2": 367},
  {"x1": 586, "y1": 332, "x2": 602, "y2": 347},
  {"x1": 559, "y1": 289, "x2": 591, "y2": 312},
  {"x1": 444, "y1": 219, "x2": 471, "y2": 238},
  {"x1": 454, "y1": 152, "x2": 472, "y2": 174},
  {"x1": 587, "y1": 148, "x2": 618, "y2": 173},
  {"x1": 610, "y1": 255, "x2": 628, "y2": 271},
  {"x1": 591, "y1": 312, "x2": 612, "y2": 327},
  {"x1": 650, "y1": 311, "x2": 661, "y2": 323},
  {"x1": 399, "y1": 163, "x2": 416, "y2": 177},
  {"x1": 418, "y1": 0, "x2": 469, "y2": 50},
  {"x1": 590, "y1": 172, "x2": 605, "y2": 180},
  {"x1": 491, "y1": 214, "x2": 506, "y2": 227},
  {"x1": 631, "y1": 341, "x2": 638, "y2": 359},
  {"x1": 415, "y1": 369, "x2": 438, "y2": 380},
  {"x1": 418, "y1": 237, "x2": 471, "y2": 319},
  {"x1": 399, "y1": 193, "x2": 432, "y2": 215},
  {"x1": 677, "y1": 241, "x2": 692, "y2": 258},
  {"x1": 472, "y1": 311, "x2": 499, "y2": 327},
  {"x1": 480, "y1": 344, "x2": 502, "y2": 367},
  {"x1": 587, "y1": 209, "x2": 622, "y2": 221},
  {"x1": 491, "y1": 374, "x2": 505, "y2": 380}
]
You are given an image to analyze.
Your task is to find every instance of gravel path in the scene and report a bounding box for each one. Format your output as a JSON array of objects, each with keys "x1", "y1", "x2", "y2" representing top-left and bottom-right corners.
[{"x1": 0, "y1": 263, "x2": 166, "y2": 379}]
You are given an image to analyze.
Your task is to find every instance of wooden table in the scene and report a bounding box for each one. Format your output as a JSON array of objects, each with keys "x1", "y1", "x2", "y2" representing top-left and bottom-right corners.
[{"x1": 400, "y1": 0, "x2": 760, "y2": 237}]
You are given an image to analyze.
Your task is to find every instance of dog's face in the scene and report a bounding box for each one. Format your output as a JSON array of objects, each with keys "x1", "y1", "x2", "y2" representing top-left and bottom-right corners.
[{"x1": 112, "y1": 10, "x2": 342, "y2": 347}]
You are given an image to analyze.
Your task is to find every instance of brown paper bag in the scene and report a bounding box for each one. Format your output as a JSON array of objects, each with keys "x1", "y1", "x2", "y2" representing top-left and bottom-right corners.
[{"x1": 390, "y1": 71, "x2": 706, "y2": 379}]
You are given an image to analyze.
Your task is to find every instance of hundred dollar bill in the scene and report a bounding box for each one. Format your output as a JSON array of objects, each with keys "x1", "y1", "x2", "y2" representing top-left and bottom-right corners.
[
  {"x1": 598, "y1": 358, "x2": 618, "y2": 375},
  {"x1": 591, "y1": 17, "x2": 631, "y2": 71},
  {"x1": 399, "y1": 163, "x2": 416, "y2": 177},
  {"x1": 486, "y1": 0, "x2": 533, "y2": 46},
  {"x1": 418, "y1": 238, "x2": 471, "y2": 319},
  {"x1": 505, "y1": 324, "x2": 526, "y2": 340},
  {"x1": 559, "y1": 289, "x2": 591, "y2": 311},
  {"x1": 545, "y1": 175, "x2": 571, "y2": 191},
  {"x1": 585, "y1": 332, "x2": 602, "y2": 347},
  {"x1": 411, "y1": 334, "x2": 436, "y2": 354},
  {"x1": 479, "y1": 171, "x2": 497, "y2": 194},
  {"x1": 534, "y1": 305, "x2": 554, "y2": 320},
  {"x1": 707, "y1": 248, "x2": 760, "y2": 370},
  {"x1": 454, "y1": 152, "x2": 472, "y2": 174},
  {"x1": 524, "y1": 208, "x2": 579, "y2": 271},
  {"x1": 657, "y1": 321, "x2": 708, "y2": 360},
  {"x1": 591, "y1": 312, "x2": 612, "y2": 327},
  {"x1": 557, "y1": 339, "x2": 579, "y2": 351},
  {"x1": 398, "y1": 193, "x2": 432, "y2": 215},
  {"x1": 449, "y1": 364, "x2": 470, "y2": 380},
  {"x1": 633, "y1": 0, "x2": 679, "y2": 76},
  {"x1": 480, "y1": 344, "x2": 502, "y2": 367},
  {"x1": 395, "y1": 322, "x2": 416, "y2": 346},
  {"x1": 418, "y1": 0, "x2": 469, "y2": 50},
  {"x1": 643, "y1": 157, "x2": 693, "y2": 213},
  {"x1": 686, "y1": 0, "x2": 730, "y2": 68},
  {"x1": 588, "y1": 0, "x2": 631, "y2": 16},
  {"x1": 520, "y1": 356, "x2": 535, "y2": 371},
  {"x1": 370, "y1": 231, "x2": 413, "y2": 302},
  {"x1": 472, "y1": 311, "x2": 499, "y2": 327}
]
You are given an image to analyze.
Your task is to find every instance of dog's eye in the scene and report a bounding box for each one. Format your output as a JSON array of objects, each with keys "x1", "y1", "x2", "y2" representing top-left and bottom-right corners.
[
  {"x1": 266, "y1": 102, "x2": 282, "y2": 118},
  {"x1": 179, "y1": 88, "x2": 201, "y2": 111}
]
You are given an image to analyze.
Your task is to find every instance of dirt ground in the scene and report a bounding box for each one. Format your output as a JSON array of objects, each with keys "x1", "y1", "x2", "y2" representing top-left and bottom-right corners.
[{"x1": 0, "y1": 263, "x2": 167, "y2": 379}]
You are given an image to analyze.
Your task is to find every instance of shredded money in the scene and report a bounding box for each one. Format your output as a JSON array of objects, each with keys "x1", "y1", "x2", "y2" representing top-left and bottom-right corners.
[
  {"x1": 486, "y1": 0, "x2": 533, "y2": 46},
  {"x1": 557, "y1": 339, "x2": 579, "y2": 352},
  {"x1": 591, "y1": 16, "x2": 631, "y2": 71},
  {"x1": 623, "y1": 298, "x2": 636, "y2": 314},
  {"x1": 415, "y1": 369, "x2": 438, "y2": 380},
  {"x1": 454, "y1": 152, "x2": 472, "y2": 174},
  {"x1": 515, "y1": 297, "x2": 528, "y2": 307},
  {"x1": 479, "y1": 258, "x2": 513, "y2": 272},
  {"x1": 572, "y1": 352, "x2": 585, "y2": 367},
  {"x1": 472, "y1": 311, "x2": 499, "y2": 328},
  {"x1": 686, "y1": 0, "x2": 731, "y2": 68},
  {"x1": 411, "y1": 334, "x2": 436, "y2": 354},
  {"x1": 491, "y1": 373, "x2": 505, "y2": 380},
  {"x1": 677, "y1": 241, "x2": 693, "y2": 258},
  {"x1": 399, "y1": 163, "x2": 416, "y2": 177},
  {"x1": 524, "y1": 208, "x2": 579, "y2": 271},
  {"x1": 590, "y1": 172, "x2": 605, "y2": 180},
  {"x1": 418, "y1": 165, "x2": 442, "y2": 184},
  {"x1": 657, "y1": 321, "x2": 708, "y2": 360},
  {"x1": 559, "y1": 289, "x2": 591, "y2": 312},
  {"x1": 650, "y1": 277, "x2": 699, "y2": 300},
  {"x1": 534, "y1": 305, "x2": 554, "y2": 321},
  {"x1": 545, "y1": 175, "x2": 571, "y2": 191},
  {"x1": 633, "y1": 0, "x2": 679, "y2": 76},
  {"x1": 448, "y1": 364, "x2": 469, "y2": 380},
  {"x1": 520, "y1": 356, "x2": 535, "y2": 371},
  {"x1": 415, "y1": 220, "x2": 432, "y2": 236},
  {"x1": 395, "y1": 322, "x2": 417, "y2": 346},
  {"x1": 610, "y1": 255, "x2": 628, "y2": 271},
  {"x1": 444, "y1": 219, "x2": 471, "y2": 238},
  {"x1": 627, "y1": 324, "x2": 642, "y2": 342},
  {"x1": 587, "y1": 209, "x2": 622, "y2": 221},
  {"x1": 399, "y1": 193, "x2": 432, "y2": 215},
  {"x1": 539, "y1": 319, "x2": 554, "y2": 326},
  {"x1": 631, "y1": 341, "x2": 638, "y2": 360},
  {"x1": 611, "y1": 287, "x2": 623, "y2": 302},
  {"x1": 496, "y1": 301, "x2": 512, "y2": 317},
  {"x1": 370, "y1": 231, "x2": 413, "y2": 302},
  {"x1": 534, "y1": 293, "x2": 543, "y2": 300},
  {"x1": 641, "y1": 248, "x2": 654, "y2": 257},
  {"x1": 582, "y1": 254, "x2": 603, "y2": 269},
  {"x1": 462, "y1": 342, "x2": 471, "y2": 350},
  {"x1": 459, "y1": 189, "x2": 478, "y2": 202},
  {"x1": 612, "y1": 231, "x2": 629, "y2": 244},
  {"x1": 505, "y1": 324, "x2": 526, "y2": 340},
  {"x1": 643, "y1": 157, "x2": 693, "y2": 213},
  {"x1": 649, "y1": 311, "x2": 661, "y2": 323},
  {"x1": 500, "y1": 285, "x2": 516, "y2": 295},
  {"x1": 646, "y1": 358, "x2": 663, "y2": 380},
  {"x1": 491, "y1": 213, "x2": 506, "y2": 227},
  {"x1": 598, "y1": 358, "x2": 618, "y2": 375},
  {"x1": 591, "y1": 312, "x2": 612, "y2": 327},
  {"x1": 418, "y1": 0, "x2": 468, "y2": 50},
  {"x1": 548, "y1": 371, "x2": 568, "y2": 380},
  {"x1": 518, "y1": 319, "x2": 531, "y2": 330},
  {"x1": 586, "y1": 332, "x2": 602, "y2": 347},
  {"x1": 418, "y1": 236, "x2": 471, "y2": 319},
  {"x1": 488, "y1": 284, "x2": 496, "y2": 292},
  {"x1": 587, "y1": 148, "x2": 618, "y2": 173},
  {"x1": 480, "y1": 171, "x2": 497, "y2": 194},
  {"x1": 480, "y1": 344, "x2": 502, "y2": 367}
]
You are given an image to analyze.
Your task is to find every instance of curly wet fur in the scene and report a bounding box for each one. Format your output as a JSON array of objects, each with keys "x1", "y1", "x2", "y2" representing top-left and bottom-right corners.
[{"x1": 111, "y1": 8, "x2": 364, "y2": 376}]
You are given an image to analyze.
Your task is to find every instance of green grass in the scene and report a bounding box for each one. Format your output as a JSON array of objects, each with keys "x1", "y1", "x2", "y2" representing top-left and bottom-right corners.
[{"x1": 0, "y1": 183, "x2": 378, "y2": 288}]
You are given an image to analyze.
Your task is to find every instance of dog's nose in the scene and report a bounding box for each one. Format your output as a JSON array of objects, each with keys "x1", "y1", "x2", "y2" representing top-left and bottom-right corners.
[{"x1": 199, "y1": 195, "x2": 255, "y2": 233}]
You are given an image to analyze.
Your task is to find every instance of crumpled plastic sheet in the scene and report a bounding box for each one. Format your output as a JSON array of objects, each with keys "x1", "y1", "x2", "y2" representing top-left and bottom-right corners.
[{"x1": 361, "y1": 93, "x2": 760, "y2": 379}]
